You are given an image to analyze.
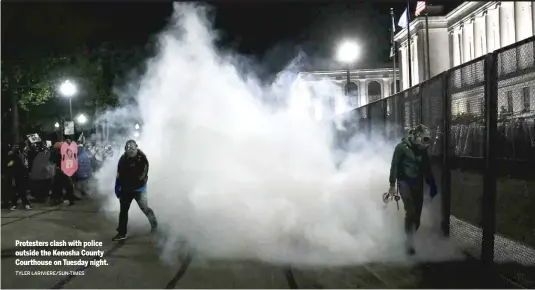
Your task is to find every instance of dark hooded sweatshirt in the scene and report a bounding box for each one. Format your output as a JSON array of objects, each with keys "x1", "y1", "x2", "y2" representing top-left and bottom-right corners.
[{"x1": 116, "y1": 150, "x2": 149, "y2": 192}]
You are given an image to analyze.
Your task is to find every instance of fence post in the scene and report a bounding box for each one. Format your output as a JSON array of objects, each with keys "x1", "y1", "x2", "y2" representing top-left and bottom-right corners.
[
  {"x1": 367, "y1": 106, "x2": 371, "y2": 138},
  {"x1": 481, "y1": 53, "x2": 498, "y2": 266},
  {"x1": 398, "y1": 94, "x2": 405, "y2": 137},
  {"x1": 383, "y1": 99, "x2": 388, "y2": 140},
  {"x1": 441, "y1": 72, "x2": 451, "y2": 237}
]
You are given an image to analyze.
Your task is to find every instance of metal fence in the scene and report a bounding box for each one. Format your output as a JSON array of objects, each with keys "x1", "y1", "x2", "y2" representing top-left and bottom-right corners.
[{"x1": 341, "y1": 36, "x2": 535, "y2": 288}]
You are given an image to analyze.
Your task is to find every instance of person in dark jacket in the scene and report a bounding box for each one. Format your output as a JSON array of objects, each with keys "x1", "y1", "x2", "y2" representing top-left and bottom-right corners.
[
  {"x1": 388, "y1": 124, "x2": 437, "y2": 255},
  {"x1": 75, "y1": 144, "x2": 92, "y2": 196},
  {"x1": 30, "y1": 143, "x2": 55, "y2": 202},
  {"x1": 6, "y1": 143, "x2": 32, "y2": 210},
  {"x1": 112, "y1": 140, "x2": 158, "y2": 241}
]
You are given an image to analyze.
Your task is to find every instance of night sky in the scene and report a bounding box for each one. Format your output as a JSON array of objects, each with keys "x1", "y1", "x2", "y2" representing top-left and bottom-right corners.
[{"x1": 2, "y1": 1, "x2": 462, "y2": 74}]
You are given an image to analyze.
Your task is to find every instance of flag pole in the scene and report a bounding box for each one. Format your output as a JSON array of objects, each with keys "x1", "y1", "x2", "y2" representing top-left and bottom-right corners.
[
  {"x1": 425, "y1": 10, "x2": 431, "y2": 80},
  {"x1": 390, "y1": 8, "x2": 397, "y2": 94},
  {"x1": 407, "y1": 0, "x2": 412, "y2": 88}
]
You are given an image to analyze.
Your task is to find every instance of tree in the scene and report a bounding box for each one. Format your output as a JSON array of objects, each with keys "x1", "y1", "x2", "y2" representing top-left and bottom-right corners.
[
  {"x1": 2, "y1": 43, "x2": 153, "y2": 141},
  {"x1": 1, "y1": 50, "x2": 112, "y2": 140},
  {"x1": 2, "y1": 57, "x2": 61, "y2": 142}
]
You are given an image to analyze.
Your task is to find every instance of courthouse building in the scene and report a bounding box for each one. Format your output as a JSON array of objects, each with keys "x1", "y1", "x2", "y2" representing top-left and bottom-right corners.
[
  {"x1": 296, "y1": 68, "x2": 399, "y2": 120},
  {"x1": 394, "y1": 1, "x2": 535, "y2": 117}
]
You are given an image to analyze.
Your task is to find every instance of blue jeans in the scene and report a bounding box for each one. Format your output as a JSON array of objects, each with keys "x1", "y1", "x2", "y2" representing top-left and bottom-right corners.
[{"x1": 117, "y1": 190, "x2": 157, "y2": 235}]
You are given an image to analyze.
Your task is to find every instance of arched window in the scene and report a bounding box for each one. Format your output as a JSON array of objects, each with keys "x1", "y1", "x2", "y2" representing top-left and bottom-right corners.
[{"x1": 367, "y1": 81, "x2": 382, "y2": 103}]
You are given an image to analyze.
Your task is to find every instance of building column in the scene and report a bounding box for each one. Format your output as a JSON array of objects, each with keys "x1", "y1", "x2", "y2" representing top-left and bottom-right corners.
[
  {"x1": 400, "y1": 44, "x2": 408, "y2": 90},
  {"x1": 411, "y1": 35, "x2": 419, "y2": 85},
  {"x1": 383, "y1": 78, "x2": 391, "y2": 98},
  {"x1": 482, "y1": 10, "x2": 488, "y2": 55},
  {"x1": 515, "y1": 1, "x2": 533, "y2": 41},
  {"x1": 359, "y1": 79, "x2": 367, "y2": 106},
  {"x1": 532, "y1": 1, "x2": 535, "y2": 38},
  {"x1": 448, "y1": 30, "x2": 454, "y2": 68}
]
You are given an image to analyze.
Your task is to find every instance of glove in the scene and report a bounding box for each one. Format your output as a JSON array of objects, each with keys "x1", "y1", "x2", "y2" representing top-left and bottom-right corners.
[
  {"x1": 427, "y1": 177, "x2": 438, "y2": 198},
  {"x1": 114, "y1": 179, "x2": 121, "y2": 198}
]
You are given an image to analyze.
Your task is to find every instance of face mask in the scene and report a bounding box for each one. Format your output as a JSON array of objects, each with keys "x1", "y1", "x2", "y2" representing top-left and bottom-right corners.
[
  {"x1": 412, "y1": 132, "x2": 431, "y2": 149},
  {"x1": 125, "y1": 143, "x2": 138, "y2": 157}
]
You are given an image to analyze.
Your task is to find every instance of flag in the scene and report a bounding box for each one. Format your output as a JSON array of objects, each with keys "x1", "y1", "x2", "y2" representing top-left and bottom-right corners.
[
  {"x1": 415, "y1": 1, "x2": 426, "y2": 16},
  {"x1": 397, "y1": 8, "x2": 408, "y2": 28}
]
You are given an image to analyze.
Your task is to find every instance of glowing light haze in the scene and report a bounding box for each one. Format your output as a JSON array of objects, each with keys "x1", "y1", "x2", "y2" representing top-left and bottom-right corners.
[
  {"x1": 94, "y1": 3, "x2": 460, "y2": 266},
  {"x1": 59, "y1": 80, "x2": 77, "y2": 97},
  {"x1": 336, "y1": 41, "x2": 359, "y2": 64}
]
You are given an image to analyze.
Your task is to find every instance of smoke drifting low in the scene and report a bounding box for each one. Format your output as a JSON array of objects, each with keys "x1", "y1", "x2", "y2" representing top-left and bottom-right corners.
[{"x1": 94, "y1": 3, "x2": 461, "y2": 266}]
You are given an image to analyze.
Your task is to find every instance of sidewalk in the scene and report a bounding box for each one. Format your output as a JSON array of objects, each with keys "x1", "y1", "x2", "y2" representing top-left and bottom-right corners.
[{"x1": 1, "y1": 198, "x2": 514, "y2": 289}]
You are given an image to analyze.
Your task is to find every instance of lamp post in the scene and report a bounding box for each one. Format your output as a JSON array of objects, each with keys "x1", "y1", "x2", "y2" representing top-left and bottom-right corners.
[
  {"x1": 336, "y1": 40, "x2": 360, "y2": 107},
  {"x1": 59, "y1": 80, "x2": 77, "y2": 121}
]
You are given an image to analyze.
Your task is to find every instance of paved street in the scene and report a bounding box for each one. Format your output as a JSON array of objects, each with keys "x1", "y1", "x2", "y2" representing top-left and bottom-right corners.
[{"x1": 1, "y1": 197, "x2": 513, "y2": 289}]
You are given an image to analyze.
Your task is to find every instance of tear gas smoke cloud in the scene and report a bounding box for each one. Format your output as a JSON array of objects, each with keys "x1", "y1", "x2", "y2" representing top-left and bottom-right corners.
[{"x1": 94, "y1": 2, "x2": 462, "y2": 266}]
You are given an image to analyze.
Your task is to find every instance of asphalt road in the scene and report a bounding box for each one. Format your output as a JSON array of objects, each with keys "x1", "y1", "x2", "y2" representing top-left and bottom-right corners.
[{"x1": 1, "y1": 197, "x2": 513, "y2": 289}]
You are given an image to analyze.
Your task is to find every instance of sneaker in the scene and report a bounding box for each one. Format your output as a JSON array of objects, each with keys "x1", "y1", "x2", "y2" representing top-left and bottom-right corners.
[
  {"x1": 112, "y1": 234, "x2": 127, "y2": 241},
  {"x1": 24, "y1": 204, "x2": 32, "y2": 210},
  {"x1": 10, "y1": 205, "x2": 18, "y2": 211}
]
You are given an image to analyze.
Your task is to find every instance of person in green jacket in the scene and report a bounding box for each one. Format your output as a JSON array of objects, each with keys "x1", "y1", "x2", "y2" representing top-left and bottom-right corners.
[{"x1": 387, "y1": 124, "x2": 438, "y2": 255}]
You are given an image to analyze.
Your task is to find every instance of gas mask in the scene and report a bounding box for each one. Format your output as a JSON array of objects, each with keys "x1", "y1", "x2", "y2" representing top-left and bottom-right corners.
[
  {"x1": 125, "y1": 140, "x2": 138, "y2": 157},
  {"x1": 410, "y1": 125, "x2": 431, "y2": 150}
]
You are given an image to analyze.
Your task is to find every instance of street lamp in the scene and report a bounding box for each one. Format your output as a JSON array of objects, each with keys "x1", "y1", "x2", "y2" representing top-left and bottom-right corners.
[
  {"x1": 59, "y1": 80, "x2": 77, "y2": 120},
  {"x1": 54, "y1": 122, "x2": 60, "y2": 128},
  {"x1": 135, "y1": 123, "x2": 140, "y2": 130},
  {"x1": 336, "y1": 40, "x2": 360, "y2": 107},
  {"x1": 337, "y1": 41, "x2": 359, "y2": 64},
  {"x1": 76, "y1": 114, "x2": 87, "y2": 124}
]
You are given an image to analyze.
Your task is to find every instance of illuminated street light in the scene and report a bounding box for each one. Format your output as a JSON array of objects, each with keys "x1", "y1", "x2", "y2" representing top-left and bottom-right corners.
[
  {"x1": 54, "y1": 122, "x2": 60, "y2": 128},
  {"x1": 76, "y1": 114, "x2": 87, "y2": 124},
  {"x1": 59, "y1": 80, "x2": 77, "y2": 120},
  {"x1": 59, "y1": 80, "x2": 77, "y2": 97},
  {"x1": 135, "y1": 123, "x2": 140, "y2": 130},
  {"x1": 336, "y1": 40, "x2": 360, "y2": 107},
  {"x1": 336, "y1": 40, "x2": 359, "y2": 64},
  {"x1": 133, "y1": 131, "x2": 140, "y2": 138}
]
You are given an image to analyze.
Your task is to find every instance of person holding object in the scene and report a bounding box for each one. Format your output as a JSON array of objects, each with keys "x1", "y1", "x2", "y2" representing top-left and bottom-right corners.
[
  {"x1": 112, "y1": 140, "x2": 158, "y2": 241},
  {"x1": 388, "y1": 124, "x2": 438, "y2": 255}
]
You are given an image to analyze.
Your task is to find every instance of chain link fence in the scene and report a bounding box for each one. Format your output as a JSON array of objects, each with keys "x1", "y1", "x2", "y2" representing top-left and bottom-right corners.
[
  {"x1": 494, "y1": 38, "x2": 535, "y2": 288},
  {"x1": 335, "y1": 36, "x2": 535, "y2": 288}
]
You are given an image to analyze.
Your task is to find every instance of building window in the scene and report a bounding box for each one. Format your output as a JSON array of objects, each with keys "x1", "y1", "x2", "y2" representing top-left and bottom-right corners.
[
  {"x1": 506, "y1": 91, "x2": 513, "y2": 113},
  {"x1": 523, "y1": 87, "x2": 531, "y2": 112}
]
